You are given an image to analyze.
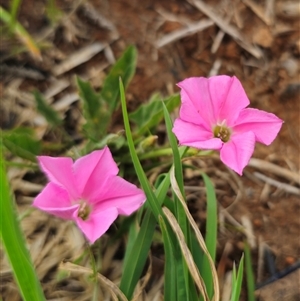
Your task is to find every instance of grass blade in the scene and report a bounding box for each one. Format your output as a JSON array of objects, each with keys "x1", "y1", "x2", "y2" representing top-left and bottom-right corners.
[
  {"x1": 101, "y1": 46, "x2": 137, "y2": 114},
  {"x1": 201, "y1": 173, "x2": 218, "y2": 299},
  {"x1": 0, "y1": 6, "x2": 41, "y2": 60},
  {"x1": 162, "y1": 102, "x2": 199, "y2": 300},
  {"x1": 33, "y1": 90, "x2": 63, "y2": 126},
  {"x1": 230, "y1": 254, "x2": 244, "y2": 301},
  {"x1": 159, "y1": 216, "x2": 177, "y2": 301},
  {"x1": 170, "y1": 167, "x2": 220, "y2": 301},
  {"x1": 119, "y1": 77, "x2": 162, "y2": 219},
  {"x1": 0, "y1": 152, "x2": 46, "y2": 300},
  {"x1": 163, "y1": 207, "x2": 209, "y2": 300},
  {"x1": 245, "y1": 243, "x2": 255, "y2": 301},
  {"x1": 9, "y1": 0, "x2": 22, "y2": 28}
]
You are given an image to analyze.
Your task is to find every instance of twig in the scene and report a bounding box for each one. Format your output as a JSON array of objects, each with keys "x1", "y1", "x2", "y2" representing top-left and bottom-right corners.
[
  {"x1": 59, "y1": 261, "x2": 128, "y2": 301},
  {"x1": 242, "y1": 0, "x2": 272, "y2": 25},
  {"x1": 265, "y1": 0, "x2": 275, "y2": 25},
  {"x1": 241, "y1": 215, "x2": 256, "y2": 249},
  {"x1": 52, "y1": 42, "x2": 106, "y2": 76},
  {"x1": 253, "y1": 172, "x2": 300, "y2": 195},
  {"x1": 249, "y1": 158, "x2": 300, "y2": 185},
  {"x1": 187, "y1": 0, "x2": 263, "y2": 58},
  {"x1": 208, "y1": 59, "x2": 222, "y2": 76},
  {"x1": 211, "y1": 11, "x2": 233, "y2": 54},
  {"x1": 155, "y1": 19, "x2": 214, "y2": 48}
]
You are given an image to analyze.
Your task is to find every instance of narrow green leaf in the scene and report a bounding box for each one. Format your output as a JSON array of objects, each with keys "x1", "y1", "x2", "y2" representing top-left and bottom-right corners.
[
  {"x1": 230, "y1": 255, "x2": 244, "y2": 301},
  {"x1": 159, "y1": 216, "x2": 177, "y2": 301},
  {"x1": 129, "y1": 94, "x2": 180, "y2": 134},
  {"x1": 0, "y1": 6, "x2": 41, "y2": 60},
  {"x1": 201, "y1": 173, "x2": 218, "y2": 299},
  {"x1": 77, "y1": 76, "x2": 101, "y2": 120},
  {"x1": 76, "y1": 76, "x2": 110, "y2": 139},
  {"x1": 122, "y1": 216, "x2": 140, "y2": 268},
  {"x1": 33, "y1": 90, "x2": 62, "y2": 126},
  {"x1": 3, "y1": 129, "x2": 41, "y2": 162},
  {"x1": 119, "y1": 78, "x2": 162, "y2": 219},
  {"x1": 100, "y1": 46, "x2": 137, "y2": 113},
  {"x1": 245, "y1": 243, "x2": 255, "y2": 301},
  {"x1": 0, "y1": 152, "x2": 46, "y2": 300},
  {"x1": 45, "y1": 0, "x2": 63, "y2": 24},
  {"x1": 162, "y1": 102, "x2": 194, "y2": 299},
  {"x1": 9, "y1": 0, "x2": 22, "y2": 28},
  {"x1": 119, "y1": 90, "x2": 190, "y2": 298}
]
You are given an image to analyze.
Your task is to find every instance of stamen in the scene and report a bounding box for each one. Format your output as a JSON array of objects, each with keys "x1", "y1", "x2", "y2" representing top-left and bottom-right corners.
[
  {"x1": 213, "y1": 123, "x2": 231, "y2": 142},
  {"x1": 78, "y1": 201, "x2": 91, "y2": 220}
]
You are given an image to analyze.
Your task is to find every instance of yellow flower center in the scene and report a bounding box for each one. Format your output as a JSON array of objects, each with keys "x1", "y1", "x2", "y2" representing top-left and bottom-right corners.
[
  {"x1": 77, "y1": 201, "x2": 91, "y2": 220},
  {"x1": 213, "y1": 123, "x2": 231, "y2": 143}
]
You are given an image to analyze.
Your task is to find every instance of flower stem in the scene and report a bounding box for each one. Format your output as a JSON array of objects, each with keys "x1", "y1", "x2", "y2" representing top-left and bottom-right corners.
[{"x1": 86, "y1": 243, "x2": 99, "y2": 301}]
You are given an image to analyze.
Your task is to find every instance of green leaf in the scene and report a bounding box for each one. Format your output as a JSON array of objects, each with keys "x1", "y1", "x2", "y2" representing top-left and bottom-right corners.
[
  {"x1": 0, "y1": 151, "x2": 46, "y2": 300},
  {"x1": 230, "y1": 255, "x2": 244, "y2": 301},
  {"x1": 100, "y1": 45, "x2": 137, "y2": 114},
  {"x1": 9, "y1": 0, "x2": 22, "y2": 28},
  {"x1": 3, "y1": 129, "x2": 41, "y2": 162},
  {"x1": 119, "y1": 78, "x2": 162, "y2": 219},
  {"x1": 245, "y1": 243, "x2": 255, "y2": 301},
  {"x1": 33, "y1": 90, "x2": 62, "y2": 126},
  {"x1": 45, "y1": 0, "x2": 63, "y2": 24},
  {"x1": 129, "y1": 94, "x2": 180, "y2": 134},
  {"x1": 76, "y1": 76, "x2": 109, "y2": 140},
  {"x1": 77, "y1": 76, "x2": 102, "y2": 121},
  {"x1": 201, "y1": 173, "x2": 218, "y2": 299},
  {"x1": 0, "y1": 6, "x2": 41, "y2": 60},
  {"x1": 162, "y1": 102, "x2": 194, "y2": 300},
  {"x1": 119, "y1": 80, "x2": 188, "y2": 298},
  {"x1": 159, "y1": 216, "x2": 177, "y2": 301}
]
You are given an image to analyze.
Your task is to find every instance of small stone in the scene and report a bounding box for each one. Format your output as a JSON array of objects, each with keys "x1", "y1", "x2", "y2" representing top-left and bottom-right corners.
[{"x1": 285, "y1": 256, "x2": 296, "y2": 265}]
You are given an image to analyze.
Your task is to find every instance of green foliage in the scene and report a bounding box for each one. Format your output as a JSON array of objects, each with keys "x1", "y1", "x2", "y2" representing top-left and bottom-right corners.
[
  {"x1": 76, "y1": 76, "x2": 109, "y2": 140},
  {"x1": 33, "y1": 90, "x2": 63, "y2": 126},
  {"x1": 9, "y1": 0, "x2": 22, "y2": 28},
  {"x1": 100, "y1": 45, "x2": 137, "y2": 114},
  {"x1": 77, "y1": 45, "x2": 137, "y2": 141},
  {"x1": 0, "y1": 5, "x2": 41, "y2": 59},
  {"x1": 159, "y1": 216, "x2": 177, "y2": 301},
  {"x1": 162, "y1": 103, "x2": 196, "y2": 300},
  {"x1": 45, "y1": 0, "x2": 63, "y2": 24},
  {"x1": 0, "y1": 151, "x2": 46, "y2": 301},
  {"x1": 119, "y1": 78, "x2": 162, "y2": 219},
  {"x1": 245, "y1": 243, "x2": 255, "y2": 301},
  {"x1": 3, "y1": 128, "x2": 41, "y2": 162},
  {"x1": 201, "y1": 173, "x2": 218, "y2": 299},
  {"x1": 230, "y1": 255, "x2": 244, "y2": 301},
  {"x1": 119, "y1": 79, "x2": 188, "y2": 299},
  {"x1": 129, "y1": 93, "x2": 180, "y2": 134}
]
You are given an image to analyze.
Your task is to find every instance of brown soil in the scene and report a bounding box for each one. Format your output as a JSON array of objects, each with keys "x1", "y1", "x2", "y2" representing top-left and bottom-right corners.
[{"x1": 1, "y1": 0, "x2": 299, "y2": 300}]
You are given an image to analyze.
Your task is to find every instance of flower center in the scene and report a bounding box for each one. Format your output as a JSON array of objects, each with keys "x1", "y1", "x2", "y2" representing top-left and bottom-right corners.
[
  {"x1": 213, "y1": 122, "x2": 231, "y2": 142},
  {"x1": 77, "y1": 201, "x2": 91, "y2": 220}
]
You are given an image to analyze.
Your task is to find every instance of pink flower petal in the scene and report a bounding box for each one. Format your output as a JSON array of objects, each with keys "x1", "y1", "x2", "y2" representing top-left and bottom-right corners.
[
  {"x1": 220, "y1": 131, "x2": 256, "y2": 175},
  {"x1": 208, "y1": 76, "x2": 250, "y2": 126},
  {"x1": 38, "y1": 156, "x2": 79, "y2": 200},
  {"x1": 73, "y1": 147, "x2": 119, "y2": 200},
  {"x1": 93, "y1": 176, "x2": 146, "y2": 215},
  {"x1": 173, "y1": 119, "x2": 223, "y2": 150},
  {"x1": 177, "y1": 77, "x2": 216, "y2": 126},
  {"x1": 233, "y1": 108, "x2": 283, "y2": 145},
  {"x1": 33, "y1": 183, "x2": 79, "y2": 219},
  {"x1": 75, "y1": 207, "x2": 119, "y2": 244},
  {"x1": 178, "y1": 95, "x2": 209, "y2": 129},
  {"x1": 177, "y1": 76, "x2": 250, "y2": 128}
]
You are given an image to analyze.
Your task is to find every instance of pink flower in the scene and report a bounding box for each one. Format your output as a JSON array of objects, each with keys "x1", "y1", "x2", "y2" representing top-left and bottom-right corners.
[
  {"x1": 172, "y1": 76, "x2": 283, "y2": 175},
  {"x1": 33, "y1": 146, "x2": 146, "y2": 243}
]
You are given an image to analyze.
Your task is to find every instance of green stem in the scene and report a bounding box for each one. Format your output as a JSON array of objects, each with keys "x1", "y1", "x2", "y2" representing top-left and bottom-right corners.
[{"x1": 87, "y1": 244, "x2": 99, "y2": 301}]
